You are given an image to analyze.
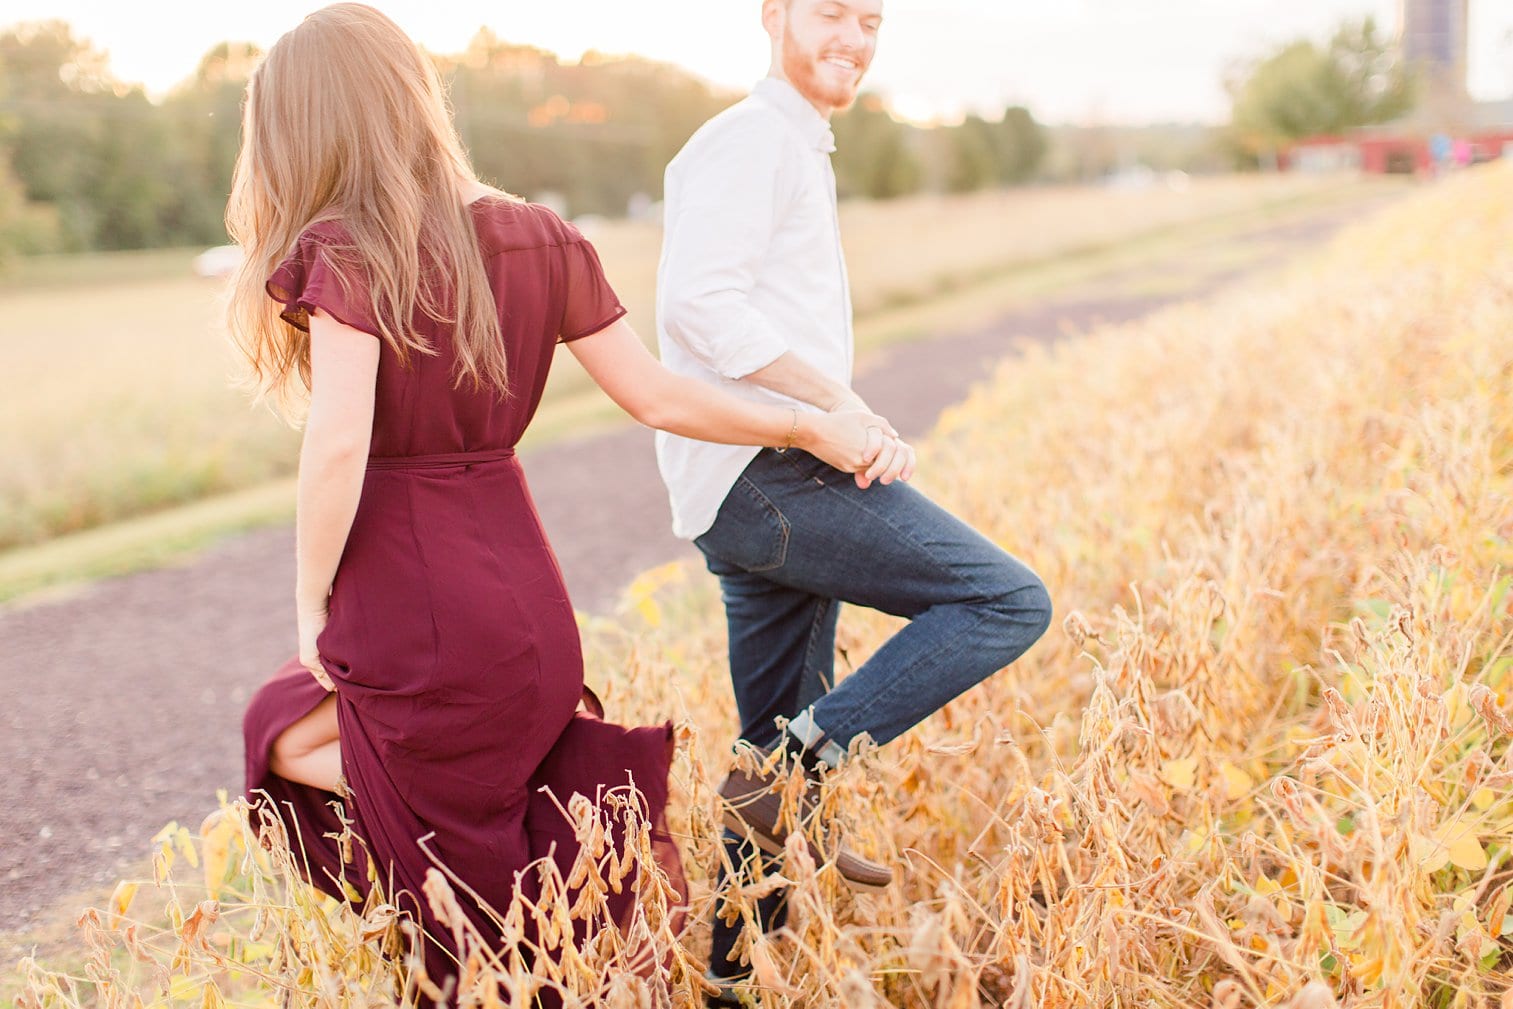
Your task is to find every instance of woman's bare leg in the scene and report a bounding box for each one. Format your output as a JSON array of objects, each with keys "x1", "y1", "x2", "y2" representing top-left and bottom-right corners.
[{"x1": 269, "y1": 694, "x2": 341, "y2": 791}]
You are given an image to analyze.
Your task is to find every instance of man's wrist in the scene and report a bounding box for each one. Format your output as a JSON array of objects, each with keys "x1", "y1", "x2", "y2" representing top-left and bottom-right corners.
[{"x1": 827, "y1": 391, "x2": 868, "y2": 413}]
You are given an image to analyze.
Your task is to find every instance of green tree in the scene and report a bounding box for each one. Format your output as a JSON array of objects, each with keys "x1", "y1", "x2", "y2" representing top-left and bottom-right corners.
[
  {"x1": 0, "y1": 20, "x2": 185, "y2": 249},
  {"x1": 945, "y1": 114, "x2": 998, "y2": 193},
  {"x1": 0, "y1": 151, "x2": 60, "y2": 258},
  {"x1": 1227, "y1": 17, "x2": 1415, "y2": 161},
  {"x1": 0, "y1": 61, "x2": 59, "y2": 257},
  {"x1": 160, "y1": 42, "x2": 263, "y2": 244},
  {"x1": 832, "y1": 93, "x2": 920, "y2": 199},
  {"x1": 86, "y1": 88, "x2": 179, "y2": 249},
  {"x1": 992, "y1": 106, "x2": 1046, "y2": 184},
  {"x1": 442, "y1": 30, "x2": 728, "y2": 216},
  {"x1": 0, "y1": 21, "x2": 112, "y2": 246}
]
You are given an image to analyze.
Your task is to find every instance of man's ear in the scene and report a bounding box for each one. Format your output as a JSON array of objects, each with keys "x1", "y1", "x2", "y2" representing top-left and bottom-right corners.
[{"x1": 760, "y1": 0, "x2": 786, "y2": 41}]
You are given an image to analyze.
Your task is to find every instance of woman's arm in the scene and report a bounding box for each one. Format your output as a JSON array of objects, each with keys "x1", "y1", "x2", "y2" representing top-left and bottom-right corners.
[
  {"x1": 566, "y1": 318, "x2": 914, "y2": 486},
  {"x1": 295, "y1": 308, "x2": 380, "y2": 685}
]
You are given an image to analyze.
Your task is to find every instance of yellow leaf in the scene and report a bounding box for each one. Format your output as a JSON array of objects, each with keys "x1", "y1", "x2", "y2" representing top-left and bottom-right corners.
[
  {"x1": 1219, "y1": 761, "x2": 1253, "y2": 800},
  {"x1": 1469, "y1": 787, "x2": 1496, "y2": 811},
  {"x1": 1254, "y1": 875, "x2": 1283, "y2": 896},
  {"x1": 1445, "y1": 683, "x2": 1469, "y2": 726},
  {"x1": 202, "y1": 821, "x2": 232, "y2": 899},
  {"x1": 1351, "y1": 952, "x2": 1385, "y2": 986},
  {"x1": 1487, "y1": 885, "x2": 1510, "y2": 937},
  {"x1": 1419, "y1": 839, "x2": 1451, "y2": 874},
  {"x1": 175, "y1": 826, "x2": 200, "y2": 869},
  {"x1": 1161, "y1": 757, "x2": 1198, "y2": 791},
  {"x1": 1424, "y1": 824, "x2": 1488, "y2": 873},
  {"x1": 153, "y1": 845, "x2": 175, "y2": 884},
  {"x1": 111, "y1": 881, "x2": 138, "y2": 917},
  {"x1": 1448, "y1": 833, "x2": 1488, "y2": 872}
]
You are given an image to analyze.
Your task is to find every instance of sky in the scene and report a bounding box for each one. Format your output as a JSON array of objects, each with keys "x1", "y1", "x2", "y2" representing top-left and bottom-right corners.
[{"x1": 3, "y1": 1, "x2": 1511, "y2": 125}]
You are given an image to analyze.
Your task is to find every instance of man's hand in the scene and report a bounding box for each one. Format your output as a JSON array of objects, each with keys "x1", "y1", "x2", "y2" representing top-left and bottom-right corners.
[
  {"x1": 856, "y1": 432, "x2": 916, "y2": 489},
  {"x1": 799, "y1": 409, "x2": 915, "y2": 488},
  {"x1": 741, "y1": 356, "x2": 916, "y2": 485},
  {"x1": 827, "y1": 392, "x2": 914, "y2": 488}
]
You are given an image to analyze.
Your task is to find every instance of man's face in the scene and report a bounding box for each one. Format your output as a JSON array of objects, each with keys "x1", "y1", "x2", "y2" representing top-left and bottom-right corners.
[{"x1": 775, "y1": 0, "x2": 882, "y2": 116}]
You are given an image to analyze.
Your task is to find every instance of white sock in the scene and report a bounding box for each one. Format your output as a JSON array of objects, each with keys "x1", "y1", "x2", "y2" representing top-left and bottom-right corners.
[{"x1": 786, "y1": 708, "x2": 846, "y2": 770}]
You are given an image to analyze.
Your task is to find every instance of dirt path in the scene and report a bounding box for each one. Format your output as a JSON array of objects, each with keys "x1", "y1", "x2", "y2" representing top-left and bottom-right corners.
[{"x1": 0, "y1": 198, "x2": 1386, "y2": 935}]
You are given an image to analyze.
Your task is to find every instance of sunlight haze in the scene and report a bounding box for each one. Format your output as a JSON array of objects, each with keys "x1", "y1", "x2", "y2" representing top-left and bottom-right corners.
[{"x1": 4, "y1": 0, "x2": 1511, "y2": 124}]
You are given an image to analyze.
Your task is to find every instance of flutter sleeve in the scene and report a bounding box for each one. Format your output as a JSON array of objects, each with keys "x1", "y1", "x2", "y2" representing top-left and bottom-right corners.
[
  {"x1": 265, "y1": 222, "x2": 384, "y2": 339},
  {"x1": 557, "y1": 225, "x2": 629, "y2": 343}
]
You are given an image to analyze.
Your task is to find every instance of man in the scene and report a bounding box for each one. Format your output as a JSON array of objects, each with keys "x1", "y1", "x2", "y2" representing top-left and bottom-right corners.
[{"x1": 654, "y1": 0, "x2": 1054, "y2": 999}]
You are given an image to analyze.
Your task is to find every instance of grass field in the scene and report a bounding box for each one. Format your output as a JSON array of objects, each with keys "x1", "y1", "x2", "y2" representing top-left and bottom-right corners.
[
  {"x1": 1, "y1": 173, "x2": 1394, "y2": 563},
  {"x1": 13, "y1": 164, "x2": 1509, "y2": 1007}
]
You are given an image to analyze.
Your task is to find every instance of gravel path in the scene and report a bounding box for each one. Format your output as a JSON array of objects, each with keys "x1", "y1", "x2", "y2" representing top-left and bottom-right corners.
[{"x1": 0, "y1": 201, "x2": 1382, "y2": 934}]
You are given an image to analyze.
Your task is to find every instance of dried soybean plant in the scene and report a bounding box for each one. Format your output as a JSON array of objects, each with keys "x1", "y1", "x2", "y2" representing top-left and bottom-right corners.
[{"x1": 18, "y1": 163, "x2": 1513, "y2": 1007}]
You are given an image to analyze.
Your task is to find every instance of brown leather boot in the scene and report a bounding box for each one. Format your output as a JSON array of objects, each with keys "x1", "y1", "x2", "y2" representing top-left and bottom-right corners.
[{"x1": 716, "y1": 747, "x2": 893, "y2": 891}]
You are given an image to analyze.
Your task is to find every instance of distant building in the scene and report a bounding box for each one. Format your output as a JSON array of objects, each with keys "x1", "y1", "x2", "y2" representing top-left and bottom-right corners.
[
  {"x1": 1399, "y1": 0, "x2": 1471, "y2": 103},
  {"x1": 1281, "y1": 121, "x2": 1513, "y2": 175}
]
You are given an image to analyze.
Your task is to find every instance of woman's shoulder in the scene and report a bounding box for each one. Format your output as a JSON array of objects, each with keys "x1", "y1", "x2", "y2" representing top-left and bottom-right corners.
[
  {"x1": 470, "y1": 195, "x2": 587, "y2": 258},
  {"x1": 288, "y1": 216, "x2": 355, "y2": 249},
  {"x1": 268, "y1": 218, "x2": 351, "y2": 285},
  {"x1": 268, "y1": 218, "x2": 359, "y2": 287}
]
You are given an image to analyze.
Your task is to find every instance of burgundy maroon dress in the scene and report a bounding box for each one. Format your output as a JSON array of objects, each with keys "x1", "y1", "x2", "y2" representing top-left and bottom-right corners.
[{"x1": 241, "y1": 198, "x2": 683, "y2": 996}]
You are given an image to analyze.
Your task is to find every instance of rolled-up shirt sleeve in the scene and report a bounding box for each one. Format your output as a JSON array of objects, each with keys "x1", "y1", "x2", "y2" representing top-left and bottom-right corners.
[{"x1": 659, "y1": 116, "x2": 792, "y2": 381}]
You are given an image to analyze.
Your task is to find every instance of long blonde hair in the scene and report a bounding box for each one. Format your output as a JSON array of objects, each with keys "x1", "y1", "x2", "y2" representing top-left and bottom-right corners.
[{"x1": 225, "y1": 3, "x2": 508, "y2": 418}]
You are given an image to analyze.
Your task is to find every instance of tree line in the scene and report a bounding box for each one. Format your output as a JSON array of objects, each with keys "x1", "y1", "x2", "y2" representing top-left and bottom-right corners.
[
  {"x1": 0, "y1": 21, "x2": 1048, "y2": 258},
  {"x1": 0, "y1": 15, "x2": 1424, "y2": 259}
]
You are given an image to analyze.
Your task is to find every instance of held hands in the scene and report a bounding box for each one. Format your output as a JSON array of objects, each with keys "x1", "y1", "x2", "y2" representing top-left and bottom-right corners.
[
  {"x1": 801, "y1": 407, "x2": 916, "y2": 489},
  {"x1": 297, "y1": 600, "x2": 336, "y2": 692},
  {"x1": 828, "y1": 393, "x2": 917, "y2": 488}
]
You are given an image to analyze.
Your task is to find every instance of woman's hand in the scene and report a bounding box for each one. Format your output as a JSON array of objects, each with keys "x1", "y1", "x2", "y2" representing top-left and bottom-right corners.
[
  {"x1": 798, "y1": 410, "x2": 914, "y2": 488},
  {"x1": 297, "y1": 602, "x2": 336, "y2": 692}
]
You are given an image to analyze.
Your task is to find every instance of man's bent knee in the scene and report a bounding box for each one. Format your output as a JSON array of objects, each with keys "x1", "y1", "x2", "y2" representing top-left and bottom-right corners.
[{"x1": 981, "y1": 572, "x2": 1053, "y2": 655}]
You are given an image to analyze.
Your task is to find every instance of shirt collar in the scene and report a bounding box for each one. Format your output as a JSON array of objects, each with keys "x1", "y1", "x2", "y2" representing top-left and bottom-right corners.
[{"x1": 752, "y1": 77, "x2": 836, "y2": 153}]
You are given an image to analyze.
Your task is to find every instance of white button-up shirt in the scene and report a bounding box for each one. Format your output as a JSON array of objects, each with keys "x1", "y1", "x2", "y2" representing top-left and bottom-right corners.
[{"x1": 655, "y1": 77, "x2": 854, "y2": 540}]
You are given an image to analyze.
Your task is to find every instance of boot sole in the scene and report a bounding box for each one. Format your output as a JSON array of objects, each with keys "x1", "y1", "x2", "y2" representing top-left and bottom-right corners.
[{"x1": 721, "y1": 810, "x2": 892, "y2": 892}]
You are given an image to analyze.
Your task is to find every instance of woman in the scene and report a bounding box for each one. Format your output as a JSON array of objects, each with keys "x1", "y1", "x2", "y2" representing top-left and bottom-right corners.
[{"x1": 227, "y1": 3, "x2": 902, "y2": 1002}]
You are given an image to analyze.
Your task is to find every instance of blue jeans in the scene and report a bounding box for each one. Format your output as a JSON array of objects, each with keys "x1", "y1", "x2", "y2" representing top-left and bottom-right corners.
[{"x1": 694, "y1": 448, "x2": 1053, "y2": 980}]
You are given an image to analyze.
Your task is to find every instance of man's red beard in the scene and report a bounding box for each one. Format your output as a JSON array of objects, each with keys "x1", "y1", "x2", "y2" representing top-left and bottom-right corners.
[{"x1": 781, "y1": 26, "x2": 864, "y2": 113}]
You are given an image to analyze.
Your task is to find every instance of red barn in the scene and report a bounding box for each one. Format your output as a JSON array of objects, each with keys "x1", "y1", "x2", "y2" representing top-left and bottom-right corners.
[{"x1": 1280, "y1": 99, "x2": 1513, "y2": 175}]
